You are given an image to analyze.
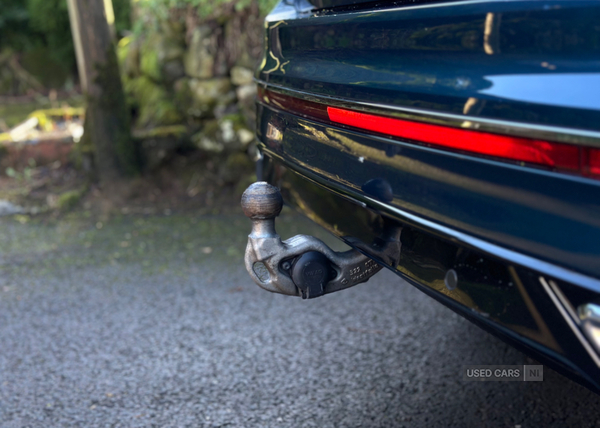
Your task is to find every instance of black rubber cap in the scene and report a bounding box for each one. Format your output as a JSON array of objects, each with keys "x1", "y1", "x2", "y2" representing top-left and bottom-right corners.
[
  {"x1": 291, "y1": 251, "x2": 331, "y2": 299},
  {"x1": 361, "y1": 178, "x2": 393, "y2": 203}
]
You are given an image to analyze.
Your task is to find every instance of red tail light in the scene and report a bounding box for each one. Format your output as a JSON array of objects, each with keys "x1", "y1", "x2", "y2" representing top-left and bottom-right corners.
[
  {"x1": 327, "y1": 106, "x2": 580, "y2": 172},
  {"x1": 259, "y1": 88, "x2": 600, "y2": 179}
]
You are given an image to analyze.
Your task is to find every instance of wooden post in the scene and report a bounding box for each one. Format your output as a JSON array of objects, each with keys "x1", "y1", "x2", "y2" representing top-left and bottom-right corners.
[
  {"x1": 66, "y1": 0, "x2": 87, "y2": 91},
  {"x1": 103, "y1": 0, "x2": 117, "y2": 40},
  {"x1": 66, "y1": 0, "x2": 137, "y2": 182}
]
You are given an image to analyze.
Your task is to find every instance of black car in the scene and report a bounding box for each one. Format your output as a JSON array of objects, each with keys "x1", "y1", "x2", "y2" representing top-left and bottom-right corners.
[{"x1": 241, "y1": 0, "x2": 600, "y2": 394}]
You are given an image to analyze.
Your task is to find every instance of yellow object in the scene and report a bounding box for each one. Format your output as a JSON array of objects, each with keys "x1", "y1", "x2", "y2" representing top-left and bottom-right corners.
[
  {"x1": 28, "y1": 107, "x2": 85, "y2": 131},
  {"x1": 0, "y1": 107, "x2": 85, "y2": 143}
]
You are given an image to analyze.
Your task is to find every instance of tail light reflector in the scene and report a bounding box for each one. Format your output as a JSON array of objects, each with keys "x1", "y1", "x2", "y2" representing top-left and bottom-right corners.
[
  {"x1": 328, "y1": 106, "x2": 581, "y2": 172},
  {"x1": 259, "y1": 87, "x2": 600, "y2": 179}
]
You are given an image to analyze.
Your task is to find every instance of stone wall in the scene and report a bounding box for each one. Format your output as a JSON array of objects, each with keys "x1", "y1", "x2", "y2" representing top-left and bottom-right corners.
[{"x1": 117, "y1": 3, "x2": 264, "y2": 169}]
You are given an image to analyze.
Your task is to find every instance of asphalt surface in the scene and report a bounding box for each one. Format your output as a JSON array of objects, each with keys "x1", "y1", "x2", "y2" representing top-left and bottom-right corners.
[{"x1": 1, "y1": 211, "x2": 600, "y2": 427}]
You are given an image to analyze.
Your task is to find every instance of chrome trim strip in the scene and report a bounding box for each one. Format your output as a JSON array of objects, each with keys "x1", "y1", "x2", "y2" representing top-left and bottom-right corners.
[
  {"x1": 548, "y1": 279, "x2": 581, "y2": 325},
  {"x1": 257, "y1": 81, "x2": 600, "y2": 147},
  {"x1": 540, "y1": 277, "x2": 600, "y2": 368},
  {"x1": 261, "y1": 146, "x2": 600, "y2": 293},
  {"x1": 329, "y1": 0, "x2": 535, "y2": 17},
  {"x1": 276, "y1": 0, "x2": 555, "y2": 22}
]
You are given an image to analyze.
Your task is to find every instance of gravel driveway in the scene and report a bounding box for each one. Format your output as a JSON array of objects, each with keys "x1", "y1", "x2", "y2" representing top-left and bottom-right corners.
[{"x1": 1, "y1": 210, "x2": 599, "y2": 427}]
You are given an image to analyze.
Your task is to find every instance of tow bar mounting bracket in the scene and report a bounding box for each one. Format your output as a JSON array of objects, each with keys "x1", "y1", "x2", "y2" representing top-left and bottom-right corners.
[{"x1": 241, "y1": 182, "x2": 401, "y2": 299}]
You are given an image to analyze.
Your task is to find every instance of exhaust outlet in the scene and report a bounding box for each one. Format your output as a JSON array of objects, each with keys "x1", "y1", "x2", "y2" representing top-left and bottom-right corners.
[{"x1": 241, "y1": 182, "x2": 401, "y2": 299}]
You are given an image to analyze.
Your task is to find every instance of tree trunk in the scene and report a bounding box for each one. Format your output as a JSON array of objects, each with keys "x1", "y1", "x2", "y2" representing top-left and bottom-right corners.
[{"x1": 67, "y1": 0, "x2": 137, "y2": 182}]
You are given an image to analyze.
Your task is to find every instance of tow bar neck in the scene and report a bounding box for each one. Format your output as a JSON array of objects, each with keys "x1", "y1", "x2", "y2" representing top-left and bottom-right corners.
[{"x1": 241, "y1": 182, "x2": 402, "y2": 299}]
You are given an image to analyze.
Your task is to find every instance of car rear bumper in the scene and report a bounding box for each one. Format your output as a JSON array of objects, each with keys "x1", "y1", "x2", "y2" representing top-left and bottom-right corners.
[{"x1": 256, "y1": 95, "x2": 600, "y2": 393}]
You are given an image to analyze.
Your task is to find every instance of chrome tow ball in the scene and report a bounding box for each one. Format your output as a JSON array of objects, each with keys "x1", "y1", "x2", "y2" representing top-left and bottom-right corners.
[{"x1": 241, "y1": 182, "x2": 402, "y2": 299}]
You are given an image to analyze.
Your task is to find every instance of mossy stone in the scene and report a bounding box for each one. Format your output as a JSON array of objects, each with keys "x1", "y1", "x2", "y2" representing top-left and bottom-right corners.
[
  {"x1": 190, "y1": 114, "x2": 253, "y2": 154},
  {"x1": 191, "y1": 120, "x2": 223, "y2": 153},
  {"x1": 187, "y1": 78, "x2": 232, "y2": 118},
  {"x1": 117, "y1": 35, "x2": 141, "y2": 78},
  {"x1": 230, "y1": 66, "x2": 254, "y2": 86},
  {"x1": 126, "y1": 76, "x2": 182, "y2": 127},
  {"x1": 173, "y1": 78, "x2": 193, "y2": 117},
  {"x1": 183, "y1": 25, "x2": 215, "y2": 79},
  {"x1": 138, "y1": 31, "x2": 186, "y2": 83}
]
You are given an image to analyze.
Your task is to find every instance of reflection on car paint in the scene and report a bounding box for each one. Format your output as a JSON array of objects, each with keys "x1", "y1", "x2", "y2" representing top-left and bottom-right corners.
[
  {"x1": 264, "y1": 156, "x2": 600, "y2": 391},
  {"x1": 260, "y1": 0, "x2": 600, "y2": 129},
  {"x1": 480, "y1": 74, "x2": 600, "y2": 110}
]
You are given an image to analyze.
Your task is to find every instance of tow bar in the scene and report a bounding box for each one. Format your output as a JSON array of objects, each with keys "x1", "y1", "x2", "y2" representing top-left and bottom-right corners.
[{"x1": 241, "y1": 182, "x2": 402, "y2": 299}]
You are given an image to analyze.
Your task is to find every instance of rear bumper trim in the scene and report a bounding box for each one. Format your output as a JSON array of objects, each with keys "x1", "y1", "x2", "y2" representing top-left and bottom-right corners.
[
  {"x1": 257, "y1": 80, "x2": 600, "y2": 148},
  {"x1": 261, "y1": 146, "x2": 600, "y2": 293}
]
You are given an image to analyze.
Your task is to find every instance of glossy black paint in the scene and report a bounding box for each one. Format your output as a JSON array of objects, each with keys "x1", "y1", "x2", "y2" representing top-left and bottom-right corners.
[
  {"x1": 261, "y1": 152, "x2": 600, "y2": 393},
  {"x1": 256, "y1": 0, "x2": 600, "y2": 392},
  {"x1": 260, "y1": 0, "x2": 600, "y2": 130},
  {"x1": 258, "y1": 104, "x2": 600, "y2": 280}
]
